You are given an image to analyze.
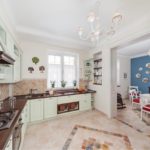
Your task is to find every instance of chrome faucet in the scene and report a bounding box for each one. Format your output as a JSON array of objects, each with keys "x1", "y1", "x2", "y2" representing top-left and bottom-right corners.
[{"x1": 29, "y1": 89, "x2": 38, "y2": 95}]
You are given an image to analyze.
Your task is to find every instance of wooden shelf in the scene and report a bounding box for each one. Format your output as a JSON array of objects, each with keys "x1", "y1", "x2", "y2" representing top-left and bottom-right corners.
[
  {"x1": 93, "y1": 83, "x2": 102, "y2": 85},
  {"x1": 94, "y1": 74, "x2": 102, "y2": 77},
  {"x1": 94, "y1": 67, "x2": 102, "y2": 69},
  {"x1": 94, "y1": 59, "x2": 102, "y2": 62}
]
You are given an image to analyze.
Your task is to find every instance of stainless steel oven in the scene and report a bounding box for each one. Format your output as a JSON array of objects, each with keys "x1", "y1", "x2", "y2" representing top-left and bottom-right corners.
[{"x1": 13, "y1": 118, "x2": 23, "y2": 150}]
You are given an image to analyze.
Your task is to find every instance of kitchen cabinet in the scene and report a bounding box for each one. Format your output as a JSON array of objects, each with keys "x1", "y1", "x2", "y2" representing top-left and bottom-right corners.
[
  {"x1": 57, "y1": 95, "x2": 78, "y2": 104},
  {"x1": 44, "y1": 97, "x2": 57, "y2": 119},
  {"x1": 13, "y1": 45, "x2": 21, "y2": 82},
  {"x1": 0, "y1": 65, "x2": 13, "y2": 83},
  {"x1": 0, "y1": 17, "x2": 22, "y2": 84},
  {"x1": 5, "y1": 135, "x2": 12, "y2": 150},
  {"x1": 79, "y1": 94, "x2": 91, "y2": 111},
  {"x1": 22, "y1": 101, "x2": 30, "y2": 124},
  {"x1": 6, "y1": 34, "x2": 14, "y2": 58},
  {"x1": 0, "y1": 23, "x2": 6, "y2": 47},
  {"x1": 30, "y1": 99, "x2": 43, "y2": 122}
]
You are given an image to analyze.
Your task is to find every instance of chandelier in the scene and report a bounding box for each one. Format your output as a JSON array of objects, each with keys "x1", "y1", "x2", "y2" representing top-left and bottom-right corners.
[{"x1": 78, "y1": 0, "x2": 122, "y2": 42}]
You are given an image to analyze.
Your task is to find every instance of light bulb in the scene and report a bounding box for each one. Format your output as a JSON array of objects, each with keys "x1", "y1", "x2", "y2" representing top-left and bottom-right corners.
[
  {"x1": 78, "y1": 27, "x2": 83, "y2": 36},
  {"x1": 112, "y1": 12, "x2": 122, "y2": 25},
  {"x1": 87, "y1": 12, "x2": 96, "y2": 23}
]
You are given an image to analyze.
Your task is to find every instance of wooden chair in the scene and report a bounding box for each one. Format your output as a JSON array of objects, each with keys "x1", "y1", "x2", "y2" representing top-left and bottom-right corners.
[
  {"x1": 129, "y1": 86, "x2": 139, "y2": 101},
  {"x1": 141, "y1": 94, "x2": 150, "y2": 121},
  {"x1": 130, "y1": 90, "x2": 141, "y2": 109}
]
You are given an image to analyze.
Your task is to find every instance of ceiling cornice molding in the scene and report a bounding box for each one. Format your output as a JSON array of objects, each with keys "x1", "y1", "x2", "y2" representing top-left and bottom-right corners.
[
  {"x1": 130, "y1": 53, "x2": 148, "y2": 59},
  {"x1": 16, "y1": 26, "x2": 93, "y2": 51}
]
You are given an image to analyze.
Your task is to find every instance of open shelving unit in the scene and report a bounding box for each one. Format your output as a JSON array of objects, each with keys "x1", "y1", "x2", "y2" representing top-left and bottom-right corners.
[{"x1": 93, "y1": 52, "x2": 102, "y2": 85}]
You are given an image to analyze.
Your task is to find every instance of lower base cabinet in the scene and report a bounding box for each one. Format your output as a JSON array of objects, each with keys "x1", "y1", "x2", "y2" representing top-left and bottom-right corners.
[
  {"x1": 5, "y1": 135, "x2": 12, "y2": 150},
  {"x1": 80, "y1": 94, "x2": 91, "y2": 111},
  {"x1": 44, "y1": 98, "x2": 57, "y2": 119},
  {"x1": 30, "y1": 99, "x2": 43, "y2": 122}
]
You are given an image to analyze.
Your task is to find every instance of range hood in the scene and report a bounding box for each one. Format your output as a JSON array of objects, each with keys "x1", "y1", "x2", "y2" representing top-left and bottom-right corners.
[
  {"x1": 0, "y1": 40, "x2": 15, "y2": 65},
  {"x1": 0, "y1": 51, "x2": 15, "y2": 65}
]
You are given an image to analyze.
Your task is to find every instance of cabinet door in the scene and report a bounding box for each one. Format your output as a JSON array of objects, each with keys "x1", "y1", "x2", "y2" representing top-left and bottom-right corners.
[
  {"x1": 80, "y1": 94, "x2": 91, "y2": 111},
  {"x1": 5, "y1": 135, "x2": 12, "y2": 150},
  {"x1": 44, "y1": 98, "x2": 57, "y2": 119},
  {"x1": 13, "y1": 54, "x2": 21, "y2": 82},
  {"x1": 6, "y1": 34, "x2": 14, "y2": 58},
  {"x1": 22, "y1": 102, "x2": 30, "y2": 123},
  {"x1": 30, "y1": 99, "x2": 43, "y2": 122},
  {"x1": 0, "y1": 65, "x2": 13, "y2": 83}
]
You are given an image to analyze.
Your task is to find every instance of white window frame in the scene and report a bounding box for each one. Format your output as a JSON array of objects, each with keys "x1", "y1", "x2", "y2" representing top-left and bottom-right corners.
[{"x1": 47, "y1": 52, "x2": 79, "y2": 89}]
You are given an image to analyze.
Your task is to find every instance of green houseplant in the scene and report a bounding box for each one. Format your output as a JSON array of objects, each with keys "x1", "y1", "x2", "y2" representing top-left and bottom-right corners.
[
  {"x1": 61, "y1": 80, "x2": 67, "y2": 88},
  {"x1": 50, "y1": 81, "x2": 55, "y2": 88},
  {"x1": 73, "y1": 80, "x2": 77, "y2": 88}
]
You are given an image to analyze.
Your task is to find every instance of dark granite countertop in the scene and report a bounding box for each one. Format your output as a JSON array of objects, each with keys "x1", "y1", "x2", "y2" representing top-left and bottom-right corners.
[
  {"x1": 0, "y1": 98, "x2": 27, "y2": 150},
  {"x1": 17, "y1": 89, "x2": 96, "y2": 100},
  {"x1": 0, "y1": 89, "x2": 96, "y2": 150}
]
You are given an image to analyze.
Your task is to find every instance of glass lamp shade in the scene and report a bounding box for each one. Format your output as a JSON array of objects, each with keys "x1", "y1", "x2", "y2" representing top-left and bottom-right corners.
[
  {"x1": 87, "y1": 12, "x2": 96, "y2": 23},
  {"x1": 112, "y1": 12, "x2": 122, "y2": 25},
  {"x1": 78, "y1": 27, "x2": 83, "y2": 36}
]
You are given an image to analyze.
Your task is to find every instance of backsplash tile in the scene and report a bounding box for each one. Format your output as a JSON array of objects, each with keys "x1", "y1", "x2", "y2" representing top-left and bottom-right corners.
[
  {"x1": 13, "y1": 79, "x2": 89, "y2": 96},
  {"x1": 13, "y1": 79, "x2": 47, "y2": 95},
  {"x1": 0, "y1": 84, "x2": 9, "y2": 101}
]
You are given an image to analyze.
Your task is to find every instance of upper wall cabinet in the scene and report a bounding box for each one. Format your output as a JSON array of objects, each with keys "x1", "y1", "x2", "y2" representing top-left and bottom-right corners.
[
  {"x1": 0, "y1": 24, "x2": 6, "y2": 46},
  {"x1": 13, "y1": 45, "x2": 21, "y2": 82},
  {"x1": 0, "y1": 18, "x2": 22, "y2": 83}
]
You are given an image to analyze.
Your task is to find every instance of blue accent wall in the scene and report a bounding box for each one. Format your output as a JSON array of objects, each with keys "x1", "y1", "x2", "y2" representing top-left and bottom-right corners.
[{"x1": 131, "y1": 56, "x2": 150, "y2": 93}]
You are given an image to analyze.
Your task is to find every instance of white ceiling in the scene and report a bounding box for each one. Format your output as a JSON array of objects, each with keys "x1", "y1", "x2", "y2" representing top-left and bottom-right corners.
[
  {"x1": 118, "y1": 38, "x2": 150, "y2": 57},
  {"x1": 1, "y1": 0, "x2": 150, "y2": 50}
]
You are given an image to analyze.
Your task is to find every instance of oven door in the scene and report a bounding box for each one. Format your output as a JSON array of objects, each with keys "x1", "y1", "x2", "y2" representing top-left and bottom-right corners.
[{"x1": 13, "y1": 123, "x2": 23, "y2": 150}]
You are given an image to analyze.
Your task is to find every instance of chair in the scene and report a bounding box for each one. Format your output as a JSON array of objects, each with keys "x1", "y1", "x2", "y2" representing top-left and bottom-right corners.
[
  {"x1": 141, "y1": 94, "x2": 150, "y2": 121},
  {"x1": 128, "y1": 86, "x2": 139, "y2": 101},
  {"x1": 130, "y1": 90, "x2": 141, "y2": 109}
]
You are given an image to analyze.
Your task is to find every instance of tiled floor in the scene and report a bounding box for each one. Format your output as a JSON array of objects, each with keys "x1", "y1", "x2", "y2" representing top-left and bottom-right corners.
[{"x1": 22, "y1": 102, "x2": 150, "y2": 150}]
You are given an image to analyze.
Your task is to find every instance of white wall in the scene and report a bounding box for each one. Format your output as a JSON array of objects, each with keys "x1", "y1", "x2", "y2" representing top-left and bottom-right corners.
[
  {"x1": 117, "y1": 55, "x2": 131, "y2": 99},
  {"x1": 88, "y1": 16, "x2": 150, "y2": 118},
  {"x1": 20, "y1": 38, "x2": 89, "y2": 81},
  {"x1": 89, "y1": 46, "x2": 112, "y2": 118}
]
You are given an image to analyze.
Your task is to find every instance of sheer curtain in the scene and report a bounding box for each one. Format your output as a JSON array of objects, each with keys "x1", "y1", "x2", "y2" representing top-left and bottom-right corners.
[
  {"x1": 48, "y1": 54, "x2": 77, "y2": 88},
  {"x1": 64, "y1": 56, "x2": 76, "y2": 87},
  {"x1": 48, "y1": 55, "x2": 61, "y2": 88}
]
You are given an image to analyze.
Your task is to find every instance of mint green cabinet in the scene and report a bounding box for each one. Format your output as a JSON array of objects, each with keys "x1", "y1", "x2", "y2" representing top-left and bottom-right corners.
[
  {"x1": 6, "y1": 34, "x2": 14, "y2": 58},
  {"x1": 0, "y1": 24, "x2": 6, "y2": 47},
  {"x1": 44, "y1": 98, "x2": 57, "y2": 119},
  {"x1": 79, "y1": 94, "x2": 91, "y2": 111},
  {"x1": 22, "y1": 102, "x2": 30, "y2": 123},
  {"x1": 30, "y1": 99, "x2": 43, "y2": 122},
  {"x1": 4, "y1": 135, "x2": 12, "y2": 150},
  {"x1": 13, "y1": 46, "x2": 21, "y2": 82}
]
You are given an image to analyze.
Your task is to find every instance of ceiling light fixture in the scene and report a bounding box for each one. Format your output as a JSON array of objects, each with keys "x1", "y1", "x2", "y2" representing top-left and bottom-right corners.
[{"x1": 78, "y1": 0, "x2": 122, "y2": 43}]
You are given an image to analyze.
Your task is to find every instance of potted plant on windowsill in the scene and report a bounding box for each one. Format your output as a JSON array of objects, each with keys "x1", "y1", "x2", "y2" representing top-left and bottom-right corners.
[
  {"x1": 61, "y1": 80, "x2": 67, "y2": 88},
  {"x1": 73, "y1": 80, "x2": 77, "y2": 89},
  {"x1": 49, "y1": 81, "x2": 55, "y2": 95}
]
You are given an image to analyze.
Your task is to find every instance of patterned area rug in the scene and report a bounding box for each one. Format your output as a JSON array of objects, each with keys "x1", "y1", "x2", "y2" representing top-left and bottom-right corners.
[{"x1": 63, "y1": 125, "x2": 133, "y2": 150}]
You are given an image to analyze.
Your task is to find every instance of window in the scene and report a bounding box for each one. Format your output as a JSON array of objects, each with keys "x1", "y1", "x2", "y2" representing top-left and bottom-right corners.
[{"x1": 47, "y1": 54, "x2": 78, "y2": 88}]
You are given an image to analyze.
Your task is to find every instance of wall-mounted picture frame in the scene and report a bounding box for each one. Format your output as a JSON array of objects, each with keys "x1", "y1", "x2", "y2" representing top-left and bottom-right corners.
[
  {"x1": 138, "y1": 67, "x2": 143, "y2": 71},
  {"x1": 145, "y1": 63, "x2": 150, "y2": 68},
  {"x1": 136, "y1": 73, "x2": 141, "y2": 79},
  {"x1": 142, "y1": 77, "x2": 149, "y2": 83}
]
